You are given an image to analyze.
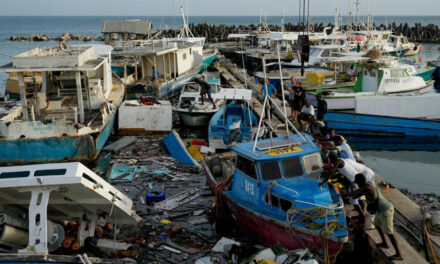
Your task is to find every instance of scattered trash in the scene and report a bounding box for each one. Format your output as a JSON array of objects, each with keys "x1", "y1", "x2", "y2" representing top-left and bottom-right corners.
[
  {"x1": 154, "y1": 188, "x2": 202, "y2": 211},
  {"x1": 96, "y1": 239, "x2": 132, "y2": 253},
  {"x1": 146, "y1": 190, "x2": 166, "y2": 203},
  {"x1": 212, "y1": 237, "x2": 241, "y2": 253}
]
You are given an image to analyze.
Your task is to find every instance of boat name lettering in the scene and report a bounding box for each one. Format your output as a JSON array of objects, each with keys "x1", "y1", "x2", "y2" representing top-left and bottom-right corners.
[
  {"x1": 244, "y1": 180, "x2": 254, "y2": 196},
  {"x1": 267, "y1": 146, "x2": 303, "y2": 156}
]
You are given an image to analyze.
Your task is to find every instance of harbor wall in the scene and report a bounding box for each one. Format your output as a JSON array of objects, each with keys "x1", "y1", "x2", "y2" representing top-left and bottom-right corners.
[{"x1": 8, "y1": 22, "x2": 440, "y2": 43}]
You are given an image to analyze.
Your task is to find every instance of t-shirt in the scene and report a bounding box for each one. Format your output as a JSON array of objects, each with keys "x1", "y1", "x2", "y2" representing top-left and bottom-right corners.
[
  {"x1": 287, "y1": 84, "x2": 295, "y2": 100},
  {"x1": 301, "y1": 105, "x2": 315, "y2": 116},
  {"x1": 317, "y1": 99, "x2": 328, "y2": 118},
  {"x1": 310, "y1": 120, "x2": 325, "y2": 134},
  {"x1": 338, "y1": 158, "x2": 375, "y2": 183},
  {"x1": 337, "y1": 141, "x2": 355, "y2": 161},
  {"x1": 262, "y1": 83, "x2": 277, "y2": 97},
  {"x1": 198, "y1": 80, "x2": 211, "y2": 92}
]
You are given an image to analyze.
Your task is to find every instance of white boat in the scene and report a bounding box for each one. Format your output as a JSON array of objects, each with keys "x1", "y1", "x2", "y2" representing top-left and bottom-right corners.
[
  {"x1": 114, "y1": 39, "x2": 203, "y2": 99},
  {"x1": 174, "y1": 82, "x2": 224, "y2": 127},
  {"x1": 283, "y1": 45, "x2": 345, "y2": 67},
  {"x1": 319, "y1": 62, "x2": 434, "y2": 111},
  {"x1": 0, "y1": 44, "x2": 124, "y2": 165}
]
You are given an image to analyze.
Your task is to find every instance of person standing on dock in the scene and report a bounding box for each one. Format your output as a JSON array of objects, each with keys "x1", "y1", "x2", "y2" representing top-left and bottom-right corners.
[
  {"x1": 316, "y1": 94, "x2": 327, "y2": 121},
  {"x1": 343, "y1": 174, "x2": 403, "y2": 261},
  {"x1": 292, "y1": 83, "x2": 305, "y2": 121},
  {"x1": 287, "y1": 76, "x2": 297, "y2": 119},
  {"x1": 260, "y1": 79, "x2": 277, "y2": 98},
  {"x1": 195, "y1": 77, "x2": 216, "y2": 109}
]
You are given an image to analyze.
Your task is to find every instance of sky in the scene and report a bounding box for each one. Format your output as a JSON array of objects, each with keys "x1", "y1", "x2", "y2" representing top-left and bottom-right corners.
[{"x1": 0, "y1": 0, "x2": 439, "y2": 16}]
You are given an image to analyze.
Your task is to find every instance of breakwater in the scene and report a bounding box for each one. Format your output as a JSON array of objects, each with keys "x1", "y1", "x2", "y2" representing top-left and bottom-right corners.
[{"x1": 8, "y1": 22, "x2": 440, "y2": 43}]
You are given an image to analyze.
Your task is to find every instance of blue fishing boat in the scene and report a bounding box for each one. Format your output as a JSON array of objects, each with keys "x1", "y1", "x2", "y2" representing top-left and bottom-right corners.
[
  {"x1": 0, "y1": 45, "x2": 124, "y2": 165},
  {"x1": 213, "y1": 133, "x2": 348, "y2": 257},
  {"x1": 342, "y1": 136, "x2": 440, "y2": 151},
  {"x1": 208, "y1": 102, "x2": 258, "y2": 150},
  {"x1": 325, "y1": 112, "x2": 440, "y2": 138}
]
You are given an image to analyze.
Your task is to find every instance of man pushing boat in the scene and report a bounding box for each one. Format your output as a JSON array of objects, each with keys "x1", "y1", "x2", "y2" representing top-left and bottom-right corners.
[{"x1": 342, "y1": 174, "x2": 403, "y2": 261}]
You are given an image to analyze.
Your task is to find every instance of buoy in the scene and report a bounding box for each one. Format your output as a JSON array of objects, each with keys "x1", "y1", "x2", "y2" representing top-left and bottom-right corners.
[
  {"x1": 420, "y1": 44, "x2": 424, "y2": 51},
  {"x1": 386, "y1": 184, "x2": 390, "y2": 193}
]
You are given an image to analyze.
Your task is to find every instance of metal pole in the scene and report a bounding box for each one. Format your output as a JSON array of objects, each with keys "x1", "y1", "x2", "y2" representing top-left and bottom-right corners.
[
  {"x1": 75, "y1": 71, "x2": 85, "y2": 123},
  {"x1": 17, "y1": 72, "x2": 28, "y2": 121},
  {"x1": 276, "y1": 42, "x2": 289, "y2": 136},
  {"x1": 262, "y1": 55, "x2": 273, "y2": 141}
]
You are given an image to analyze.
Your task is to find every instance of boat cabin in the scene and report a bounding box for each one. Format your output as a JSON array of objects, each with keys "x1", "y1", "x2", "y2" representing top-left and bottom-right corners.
[
  {"x1": 355, "y1": 63, "x2": 429, "y2": 94},
  {"x1": 0, "y1": 45, "x2": 121, "y2": 141},
  {"x1": 223, "y1": 133, "x2": 348, "y2": 244},
  {"x1": 113, "y1": 39, "x2": 203, "y2": 98}
]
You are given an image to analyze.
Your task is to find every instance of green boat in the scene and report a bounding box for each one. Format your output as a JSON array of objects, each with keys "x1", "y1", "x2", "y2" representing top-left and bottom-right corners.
[{"x1": 200, "y1": 48, "x2": 218, "y2": 73}]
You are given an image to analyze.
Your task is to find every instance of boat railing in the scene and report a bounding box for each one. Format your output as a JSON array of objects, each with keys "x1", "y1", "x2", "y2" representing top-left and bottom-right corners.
[{"x1": 290, "y1": 197, "x2": 345, "y2": 230}]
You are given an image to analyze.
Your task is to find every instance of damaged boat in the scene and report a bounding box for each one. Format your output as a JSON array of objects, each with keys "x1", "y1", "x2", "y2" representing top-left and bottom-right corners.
[
  {"x1": 206, "y1": 133, "x2": 348, "y2": 257},
  {"x1": 0, "y1": 44, "x2": 124, "y2": 165}
]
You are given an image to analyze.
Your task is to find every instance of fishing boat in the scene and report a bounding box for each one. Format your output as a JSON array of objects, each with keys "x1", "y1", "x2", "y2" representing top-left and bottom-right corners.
[
  {"x1": 206, "y1": 133, "x2": 348, "y2": 256},
  {"x1": 206, "y1": 42, "x2": 348, "y2": 257},
  {"x1": 325, "y1": 111, "x2": 440, "y2": 138},
  {"x1": 113, "y1": 39, "x2": 203, "y2": 99},
  {"x1": 282, "y1": 45, "x2": 344, "y2": 68},
  {"x1": 200, "y1": 48, "x2": 218, "y2": 73},
  {"x1": 315, "y1": 62, "x2": 434, "y2": 111},
  {"x1": 208, "y1": 101, "x2": 258, "y2": 150},
  {"x1": 174, "y1": 82, "x2": 224, "y2": 127},
  {"x1": 0, "y1": 44, "x2": 124, "y2": 165}
]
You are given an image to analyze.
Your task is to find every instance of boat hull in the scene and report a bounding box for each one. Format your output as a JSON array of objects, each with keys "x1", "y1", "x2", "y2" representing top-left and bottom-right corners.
[
  {"x1": 223, "y1": 194, "x2": 343, "y2": 255},
  {"x1": 200, "y1": 50, "x2": 217, "y2": 73},
  {"x1": 0, "y1": 114, "x2": 115, "y2": 166},
  {"x1": 178, "y1": 111, "x2": 215, "y2": 127},
  {"x1": 416, "y1": 67, "x2": 436, "y2": 82},
  {"x1": 159, "y1": 65, "x2": 201, "y2": 99},
  {"x1": 325, "y1": 112, "x2": 440, "y2": 138}
]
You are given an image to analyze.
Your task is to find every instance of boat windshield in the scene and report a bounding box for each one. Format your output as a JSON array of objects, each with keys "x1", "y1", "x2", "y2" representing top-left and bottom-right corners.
[
  {"x1": 281, "y1": 157, "x2": 304, "y2": 178},
  {"x1": 303, "y1": 153, "x2": 323, "y2": 174},
  {"x1": 260, "y1": 161, "x2": 282, "y2": 181},
  {"x1": 236, "y1": 155, "x2": 258, "y2": 180}
]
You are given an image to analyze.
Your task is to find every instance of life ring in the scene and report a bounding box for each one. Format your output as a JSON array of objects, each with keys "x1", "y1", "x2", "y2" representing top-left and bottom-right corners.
[{"x1": 146, "y1": 190, "x2": 166, "y2": 203}]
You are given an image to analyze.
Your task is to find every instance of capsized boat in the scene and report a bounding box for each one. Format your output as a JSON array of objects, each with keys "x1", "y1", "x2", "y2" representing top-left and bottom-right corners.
[
  {"x1": 0, "y1": 44, "x2": 124, "y2": 165},
  {"x1": 208, "y1": 101, "x2": 258, "y2": 150},
  {"x1": 207, "y1": 133, "x2": 348, "y2": 256},
  {"x1": 173, "y1": 82, "x2": 224, "y2": 127}
]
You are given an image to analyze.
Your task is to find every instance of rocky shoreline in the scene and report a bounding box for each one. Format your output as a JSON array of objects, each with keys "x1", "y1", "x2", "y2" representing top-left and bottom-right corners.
[{"x1": 8, "y1": 22, "x2": 440, "y2": 43}]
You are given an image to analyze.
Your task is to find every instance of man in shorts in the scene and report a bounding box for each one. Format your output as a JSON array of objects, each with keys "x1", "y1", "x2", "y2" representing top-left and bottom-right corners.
[{"x1": 343, "y1": 174, "x2": 403, "y2": 261}]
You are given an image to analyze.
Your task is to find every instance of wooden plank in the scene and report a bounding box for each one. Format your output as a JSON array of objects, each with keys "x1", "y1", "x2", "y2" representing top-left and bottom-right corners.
[
  {"x1": 103, "y1": 136, "x2": 137, "y2": 153},
  {"x1": 366, "y1": 229, "x2": 427, "y2": 264}
]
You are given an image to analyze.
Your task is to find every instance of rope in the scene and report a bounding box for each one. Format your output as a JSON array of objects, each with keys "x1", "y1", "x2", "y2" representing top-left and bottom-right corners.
[{"x1": 214, "y1": 176, "x2": 232, "y2": 217}]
